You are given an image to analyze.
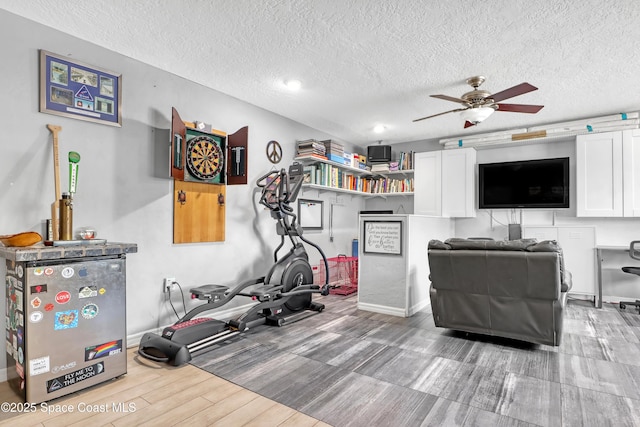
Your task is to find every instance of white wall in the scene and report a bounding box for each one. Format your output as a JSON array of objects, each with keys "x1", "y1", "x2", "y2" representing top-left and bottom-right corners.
[{"x1": 0, "y1": 8, "x2": 366, "y2": 365}]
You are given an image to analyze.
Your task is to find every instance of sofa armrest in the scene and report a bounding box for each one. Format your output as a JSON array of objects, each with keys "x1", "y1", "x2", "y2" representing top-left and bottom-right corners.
[{"x1": 562, "y1": 270, "x2": 573, "y2": 293}]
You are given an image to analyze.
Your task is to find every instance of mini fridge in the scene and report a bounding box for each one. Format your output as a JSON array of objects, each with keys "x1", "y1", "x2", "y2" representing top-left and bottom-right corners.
[{"x1": 6, "y1": 254, "x2": 127, "y2": 403}]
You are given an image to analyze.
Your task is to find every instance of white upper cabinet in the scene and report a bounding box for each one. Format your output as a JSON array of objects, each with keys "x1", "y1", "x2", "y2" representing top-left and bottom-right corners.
[
  {"x1": 577, "y1": 130, "x2": 640, "y2": 217},
  {"x1": 414, "y1": 151, "x2": 442, "y2": 216},
  {"x1": 414, "y1": 148, "x2": 476, "y2": 217},
  {"x1": 623, "y1": 129, "x2": 640, "y2": 217},
  {"x1": 442, "y1": 148, "x2": 476, "y2": 218}
]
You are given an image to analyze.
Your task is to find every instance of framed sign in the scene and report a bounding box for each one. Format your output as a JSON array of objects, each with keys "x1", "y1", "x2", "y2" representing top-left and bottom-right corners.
[
  {"x1": 40, "y1": 50, "x2": 122, "y2": 127},
  {"x1": 363, "y1": 221, "x2": 402, "y2": 255}
]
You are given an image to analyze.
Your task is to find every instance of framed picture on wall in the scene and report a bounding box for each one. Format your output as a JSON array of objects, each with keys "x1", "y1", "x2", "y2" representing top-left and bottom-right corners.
[
  {"x1": 363, "y1": 220, "x2": 402, "y2": 255},
  {"x1": 39, "y1": 50, "x2": 122, "y2": 127}
]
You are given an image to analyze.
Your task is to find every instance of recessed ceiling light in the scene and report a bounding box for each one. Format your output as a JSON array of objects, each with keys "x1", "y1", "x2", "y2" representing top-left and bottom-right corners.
[
  {"x1": 285, "y1": 79, "x2": 302, "y2": 91},
  {"x1": 373, "y1": 124, "x2": 386, "y2": 133}
]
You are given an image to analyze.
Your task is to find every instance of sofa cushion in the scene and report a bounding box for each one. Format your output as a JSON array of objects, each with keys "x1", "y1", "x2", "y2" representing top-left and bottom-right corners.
[
  {"x1": 527, "y1": 240, "x2": 569, "y2": 291},
  {"x1": 428, "y1": 239, "x2": 451, "y2": 250},
  {"x1": 444, "y1": 237, "x2": 537, "y2": 251}
]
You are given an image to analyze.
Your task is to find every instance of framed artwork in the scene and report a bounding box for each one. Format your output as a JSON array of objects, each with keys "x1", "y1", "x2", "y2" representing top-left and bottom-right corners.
[
  {"x1": 363, "y1": 220, "x2": 402, "y2": 255},
  {"x1": 39, "y1": 50, "x2": 122, "y2": 127}
]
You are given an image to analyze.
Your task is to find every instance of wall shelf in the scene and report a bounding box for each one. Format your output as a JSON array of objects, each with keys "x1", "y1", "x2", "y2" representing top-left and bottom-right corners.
[{"x1": 302, "y1": 183, "x2": 413, "y2": 198}]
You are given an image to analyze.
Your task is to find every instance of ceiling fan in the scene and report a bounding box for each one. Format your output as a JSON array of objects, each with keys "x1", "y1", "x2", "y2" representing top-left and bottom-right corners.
[{"x1": 413, "y1": 76, "x2": 544, "y2": 128}]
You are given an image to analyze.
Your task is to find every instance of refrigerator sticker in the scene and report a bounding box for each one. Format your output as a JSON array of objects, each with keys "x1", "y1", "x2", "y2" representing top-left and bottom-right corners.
[
  {"x1": 54, "y1": 310, "x2": 78, "y2": 330},
  {"x1": 44, "y1": 303, "x2": 55, "y2": 312},
  {"x1": 85, "y1": 340, "x2": 123, "y2": 361},
  {"x1": 61, "y1": 267, "x2": 74, "y2": 279},
  {"x1": 15, "y1": 361, "x2": 24, "y2": 379},
  {"x1": 30, "y1": 284, "x2": 48, "y2": 294},
  {"x1": 17, "y1": 347, "x2": 23, "y2": 364},
  {"x1": 30, "y1": 311, "x2": 43, "y2": 323},
  {"x1": 16, "y1": 265, "x2": 23, "y2": 278},
  {"x1": 78, "y1": 268, "x2": 88, "y2": 277},
  {"x1": 44, "y1": 267, "x2": 54, "y2": 276},
  {"x1": 34, "y1": 267, "x2": 44, "y2": 276},
  {"x1": 46, "y1": 361, "x2": 104, "y2": 393},
  {"x1": 99, "y1": 288, "x2": 106, "y2": 295},
  {"x1": 31, "y1": 297, "x2": 42, "y2": 309},
  {"x1": 29, "y1": 355, "x2": 50, "y2": 376},
  {"x1": 81, "y1": 303, "x2": 99, "y2": 319},
  {"x1": 55, "y1": 291, "x2": 71, "y2": 304},
  {"x1": 78, "y1": 286, "x2": 98, "y2": 298}
]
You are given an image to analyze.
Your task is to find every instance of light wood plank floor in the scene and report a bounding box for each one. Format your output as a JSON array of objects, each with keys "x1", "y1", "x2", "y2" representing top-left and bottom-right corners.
[{"x1": 0, "y1": 347, "x2": 331, "y2": 426}]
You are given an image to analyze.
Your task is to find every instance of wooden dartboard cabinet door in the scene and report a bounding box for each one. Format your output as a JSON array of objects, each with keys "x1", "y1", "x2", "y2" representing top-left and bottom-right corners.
[
  {"x1": 170, "y1": 107, "x2": 186, "y2": 181},
  {"x1": 227, "y1": 126, "x2": 249, "y2": 185},
  {"x1": 173, "y1": 180, "x2": 226, "y2": 244}
]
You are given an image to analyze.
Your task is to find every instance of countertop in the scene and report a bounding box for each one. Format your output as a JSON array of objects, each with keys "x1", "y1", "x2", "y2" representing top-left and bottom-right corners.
[{"x1": 0, "y1": 242, "x2": 138, "y2": 262}]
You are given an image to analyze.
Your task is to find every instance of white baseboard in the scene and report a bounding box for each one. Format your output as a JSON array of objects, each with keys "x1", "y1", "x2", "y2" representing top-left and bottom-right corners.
[
  {"x1": 408, "y1": 300, "x2": 431, "y2": 316},
  {"x1": 0, "y1": 367, "x2": 6, "y2": 383},
  {"x1": 126, "y1": 302, "x2": 257, "y2": 348},
  {"x1": 357, "y1": 302, "x2": 408, "y2": 317}
]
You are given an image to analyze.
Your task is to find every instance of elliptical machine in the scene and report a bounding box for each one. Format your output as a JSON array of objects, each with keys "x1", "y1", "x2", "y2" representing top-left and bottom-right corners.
[{"x1": 138, "y1": 162, "x2": 329, "y2": 366}]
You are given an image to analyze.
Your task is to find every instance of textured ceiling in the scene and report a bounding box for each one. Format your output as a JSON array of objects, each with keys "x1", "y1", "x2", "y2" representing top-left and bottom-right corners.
[{"x1": 3, "y1": 0, "x2": 640, "y2": 145}]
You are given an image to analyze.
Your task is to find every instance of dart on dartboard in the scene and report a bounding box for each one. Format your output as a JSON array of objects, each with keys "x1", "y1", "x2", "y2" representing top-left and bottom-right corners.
[{"x1": 68, "y1": 151, "x2": 80, "y2": 195}]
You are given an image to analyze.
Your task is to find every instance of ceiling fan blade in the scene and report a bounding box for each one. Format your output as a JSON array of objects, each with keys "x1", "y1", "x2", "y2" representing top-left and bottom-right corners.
[
  {"x1": 413, "y1": 108, "x2": 467, "y2": 122},
  {"x1": 490, "y1": 82, "x2": 538, "y2": 102},
  {"x1": 430, "y1": 94, "x2": 470, "y2": 105},
  {"x1": 464, "y1": 121, "x2": 476, "y2": 129},
  {"x1": 496, "y1": 103, "x2": 544, "y2": 113}
]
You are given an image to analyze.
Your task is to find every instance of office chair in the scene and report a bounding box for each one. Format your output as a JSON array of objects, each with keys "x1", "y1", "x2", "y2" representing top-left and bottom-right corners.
[{"x1": 619, "y1": 240, "x2": 640, "y2": 311}]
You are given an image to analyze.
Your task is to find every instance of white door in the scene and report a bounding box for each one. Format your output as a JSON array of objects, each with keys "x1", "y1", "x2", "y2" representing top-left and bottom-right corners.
[
  {"x1": 442, "y1": 148, "x2": 476, "y2": 218},
  {"x1": 414, "y1": 151, "x2": 442, "y2": 216},
  {"x1": 623, "y1": 129, "x2": 640, "y2": 217},
  {"x1": 557, "y1": 227, "x2": 596, "y2": 296},
  {"x1": 576, "y1": 132, "x2": 623, "y2": 217}
]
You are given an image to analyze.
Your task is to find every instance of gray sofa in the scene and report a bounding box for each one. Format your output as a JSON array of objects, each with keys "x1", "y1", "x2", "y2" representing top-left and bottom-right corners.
[{"x1": 427, "y1": 238, "x2": 572, "y2": 346}]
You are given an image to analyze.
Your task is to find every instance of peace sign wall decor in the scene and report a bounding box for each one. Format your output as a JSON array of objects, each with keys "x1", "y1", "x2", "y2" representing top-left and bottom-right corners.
[{"x1": 266, "y1": 140, "x2": 282, "y2": 164}]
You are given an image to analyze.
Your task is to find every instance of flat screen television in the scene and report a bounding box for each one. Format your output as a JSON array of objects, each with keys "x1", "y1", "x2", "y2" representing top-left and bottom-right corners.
[{"x1": 478, "y1": 157, "x2": 570, "y2": 209}]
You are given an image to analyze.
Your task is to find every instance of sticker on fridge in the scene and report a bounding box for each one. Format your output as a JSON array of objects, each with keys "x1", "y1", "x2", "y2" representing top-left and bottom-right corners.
[
  {"x1": 29, "y1": 355, "x2": 50, "y2": 376},
  {"x1": 54, "y1": 310, "x2": 78, "y2": 330},
  {"x1": 46, "y1": 361, "x2": 104, "y2": 393},
  {"x1": 85, "y1": 339, "x2": 123, "y2": 361}
]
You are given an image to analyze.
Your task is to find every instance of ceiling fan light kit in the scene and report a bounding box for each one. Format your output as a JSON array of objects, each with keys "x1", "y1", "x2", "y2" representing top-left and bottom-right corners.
[
  {"x1": 413, "y1": 76, "x2": 544, "y2": 128},
  {"x1": 461, "y1": 106, "x2": 496, "y2": 126}
]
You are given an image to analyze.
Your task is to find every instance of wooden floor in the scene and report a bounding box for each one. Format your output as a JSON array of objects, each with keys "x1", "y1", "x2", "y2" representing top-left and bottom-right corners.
[
  {"x1": 0, "y1": 346, "x2": 330, "y2": 426},
  {"x1": 3, "y1": 294, "x2": 640, "y2": 426}
]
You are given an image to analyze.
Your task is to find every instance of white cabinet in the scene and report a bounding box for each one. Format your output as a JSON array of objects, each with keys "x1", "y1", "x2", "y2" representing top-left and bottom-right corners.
[
  {"x1": 414, "y1": 148, "x2": 476, "y2": 217},
  {"x1": 623, "y1": 129, "x2": 640, "y2": 216},
  {"x1": 442, "y1": 148, "x2": 476, "y2": 217},
  {"x1": 576, "y1": 130, "x2": 640, "y2": 217},
  {"x1": 414, "y1": 151, "x2": 441, "y2": 216},
  {"x1": 523, "y1": 226, "x2": 596, "y2": 298}
]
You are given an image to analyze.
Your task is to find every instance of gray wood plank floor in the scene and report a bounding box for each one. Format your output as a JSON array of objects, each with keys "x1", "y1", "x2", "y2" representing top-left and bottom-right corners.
[{"x1": 191, "y1": 295, "x2": 640, "y2": 426}]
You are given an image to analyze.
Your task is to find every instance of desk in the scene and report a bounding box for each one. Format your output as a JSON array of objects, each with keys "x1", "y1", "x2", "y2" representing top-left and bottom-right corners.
[{"x1": 596, "y1": 245, "x2": 639, "y2": 309}]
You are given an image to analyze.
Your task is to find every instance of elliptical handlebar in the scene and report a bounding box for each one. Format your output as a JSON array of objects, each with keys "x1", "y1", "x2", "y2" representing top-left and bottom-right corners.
[{"x1": 256, "y1": 163, "x2": 304, "y2": 211}]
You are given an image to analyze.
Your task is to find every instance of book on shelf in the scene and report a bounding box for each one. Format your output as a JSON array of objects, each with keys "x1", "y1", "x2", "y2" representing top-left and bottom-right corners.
[
  {"x1": 398, "y1": 151, "x2": 414, "y2": 170},
  {"x1": 296, "y1": 139, "x2": 327, "y2": 157},
  {"x1": 303, "y1": 162, "x2": 413, "y2": 195},
  {"x1": 370, "y1": 163, "x2": 390, "y2": 173}
]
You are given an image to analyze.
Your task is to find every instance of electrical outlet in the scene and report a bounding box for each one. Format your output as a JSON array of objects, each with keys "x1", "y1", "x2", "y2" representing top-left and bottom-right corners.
[{"x1": 163, "y1": 277, "x2": 176, "y2": 293}]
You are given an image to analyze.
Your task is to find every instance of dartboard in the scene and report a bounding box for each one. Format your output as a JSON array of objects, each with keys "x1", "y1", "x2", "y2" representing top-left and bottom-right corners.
[{"x1": 186, "y1": 136, "x2": 224, "y2": 180}]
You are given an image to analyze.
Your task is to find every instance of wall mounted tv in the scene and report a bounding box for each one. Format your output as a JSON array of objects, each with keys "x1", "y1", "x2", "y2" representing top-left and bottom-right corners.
[{"x1": 478, "y1": 157, "x2": 570, "y2": 209}]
